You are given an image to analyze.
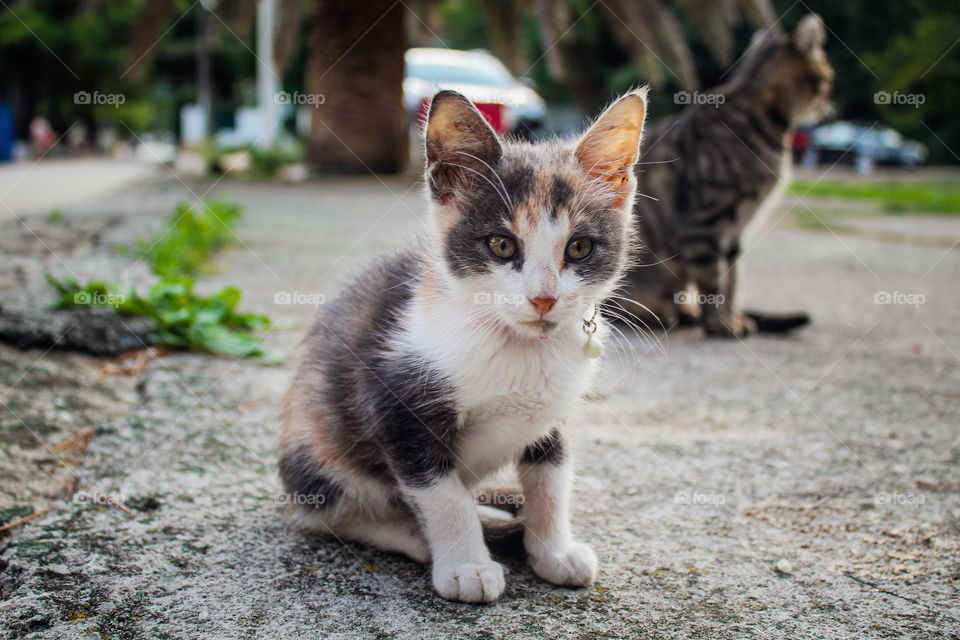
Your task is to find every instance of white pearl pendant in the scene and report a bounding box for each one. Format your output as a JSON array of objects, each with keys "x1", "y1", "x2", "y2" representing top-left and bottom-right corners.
[{"x1": 583, "y1": 334, "x2": 603, "y2": 359}]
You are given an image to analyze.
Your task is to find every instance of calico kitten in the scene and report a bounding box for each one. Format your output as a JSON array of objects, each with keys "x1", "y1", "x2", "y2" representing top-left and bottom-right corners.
[
  {"x1": 279, "y1": 89, "x2": 647, "y2": 602},
  {"x1": 620, "y1": 14, "x2": 833, "y2": 337}
]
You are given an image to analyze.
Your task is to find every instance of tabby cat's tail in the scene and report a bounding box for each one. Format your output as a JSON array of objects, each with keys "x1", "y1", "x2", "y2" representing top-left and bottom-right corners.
[{"x1": 744, "y1": 311, "x2": 811, "y2": 334}]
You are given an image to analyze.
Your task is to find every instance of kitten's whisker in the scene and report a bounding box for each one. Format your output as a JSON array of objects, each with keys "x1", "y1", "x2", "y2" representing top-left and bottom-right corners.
[
  {"x1": 595, "y1": 313, "x2": 636, "y2": 370},
  {"x1": 584, "y1": 293, "x2": 668, "y2": 357},
  {"x1": 604, "y1": 305, "x2": 664, "y2": 360},
  {"x1": 380, "y1": 270, "x2": 425, "y2": 292},
  {"x1": 628, "y1": 252, "x2": 680, "y2": 268},
  {"x1": 601, "y1": 295, "x2": 670, "y2": 352},
  {"x1": 444, "y1": 162, "x2": 514, "y2": 215},
  {"x1": 570, "y1": 148, "x2": 626, "y2": 213},
  {"x1": 453, "y1": 151, "x2": 514, "y2": 211},
  {"x1": 633, "y1": 157, "x2": 680, "y2": 166},
  {"x1": 571, "y1": 170, "x2": 617, "y2": 214},
  {"x1": 598, "y1": 305, "x2": 652, "y2": 360},
  {"x1": 601, "y1": 293, "x2": 669, "y2": 337}
]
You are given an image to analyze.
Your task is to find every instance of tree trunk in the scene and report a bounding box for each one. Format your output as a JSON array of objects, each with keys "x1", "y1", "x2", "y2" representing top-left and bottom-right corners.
[
  {"x1": 126, "y1": 0, "x2": 178, "y2": 80},
  {"x1": 305, "y1": 0, "x2": 407, "y2": 174}
]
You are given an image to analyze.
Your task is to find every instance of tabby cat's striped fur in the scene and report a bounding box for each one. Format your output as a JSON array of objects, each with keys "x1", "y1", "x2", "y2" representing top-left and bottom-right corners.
[{"x1": 621, "y1": 14, "x2": 833, "y2": 336}]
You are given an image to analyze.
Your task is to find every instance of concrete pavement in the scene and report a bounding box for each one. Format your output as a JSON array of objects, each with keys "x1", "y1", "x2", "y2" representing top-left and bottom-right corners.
[
  {"x1": 0, "y1": 173, "x2": 957, "y2": 639},
  {"x1": 0, "y1": 158, "x2": 163, "y2": 219}
]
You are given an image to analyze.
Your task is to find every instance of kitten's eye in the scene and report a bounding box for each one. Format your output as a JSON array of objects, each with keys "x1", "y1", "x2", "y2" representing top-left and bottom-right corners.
[
  {"x1": 565, "y1": 237, "x2": 594, "y2": 262},
  {"x1": 487, "y1": 235, "x2": 517, "y2": 260}
]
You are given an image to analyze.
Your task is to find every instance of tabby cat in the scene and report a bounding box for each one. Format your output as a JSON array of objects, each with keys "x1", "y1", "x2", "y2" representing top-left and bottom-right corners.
[
  {"x1": 620, "y1": 14, "x2": 833, "y2": 337},
  {"x1": 279, "y1": 89, "x2": 647, "y2": 602}
]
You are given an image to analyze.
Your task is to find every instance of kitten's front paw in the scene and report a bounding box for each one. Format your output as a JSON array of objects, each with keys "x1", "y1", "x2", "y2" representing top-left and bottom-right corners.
[
  {"x1": 529, "y1": 541, "x2": 597, "y2": 587},
  {"x1": 703, "y1": 313, "x2": 756, "y2": 338},
  {"x1": 432, "y1": 561, "x2": 506, "y2": 603}
]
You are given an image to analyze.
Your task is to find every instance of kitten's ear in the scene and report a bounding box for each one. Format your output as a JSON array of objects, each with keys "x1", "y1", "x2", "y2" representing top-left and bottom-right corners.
[
  {"x1": 794, "y1": 14, "x2": 826, "y2": 57},
  {"x1": 425, "y1": 90, "x2": 502, "y2": 204},
  {"x1": 576, "y1": 88, "x2": 647, "y2": 210}
]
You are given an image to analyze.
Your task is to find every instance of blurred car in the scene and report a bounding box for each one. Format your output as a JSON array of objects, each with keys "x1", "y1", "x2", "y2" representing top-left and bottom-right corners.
[
  {"x1": 404, "y1": 47, "x2": 547, "y2": 142},
  {"x1": 804, "y1": 121, "x2": 928, "y2": 172}
]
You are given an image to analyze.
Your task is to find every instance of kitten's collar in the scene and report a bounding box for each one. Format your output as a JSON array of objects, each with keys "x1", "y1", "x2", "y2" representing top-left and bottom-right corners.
[{"x1": 582, "y1": 305, "x2": 603, "y2": 359}]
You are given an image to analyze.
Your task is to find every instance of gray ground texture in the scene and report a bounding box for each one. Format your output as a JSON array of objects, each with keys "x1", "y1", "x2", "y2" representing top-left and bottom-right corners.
[{"x1": 0, "y1": 167, "x2": 958, "y2": 639}]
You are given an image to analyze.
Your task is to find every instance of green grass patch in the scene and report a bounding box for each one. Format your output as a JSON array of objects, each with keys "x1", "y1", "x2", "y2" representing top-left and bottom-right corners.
[
  {"x1": 48, "y1": 199, "x2": 277, "y2": 361},
  {"x1": 135, "y1": 199, "x2": 242, "y2": 279},
  {"x1": 790, "y1": 180, "x2": 960, "y2": 215},
  {"x1": 191, "y1": 141, "x2": 303, "y2": 179},
  {"x1": 250, "y1": 144, "x2": 303, "y2": 179},
  {"x1": 47, "y1": 276, "x2": 274, "y2": 360},
  {"x1": 790, "y1": 209, "x2": 836, "y2": 231}
]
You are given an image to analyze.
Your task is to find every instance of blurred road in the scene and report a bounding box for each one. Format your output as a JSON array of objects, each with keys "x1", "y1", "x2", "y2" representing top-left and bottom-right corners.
[
  {"x1": 0, "y1": 158, "x2": 162, "y2": 219},
  {"x1": 0, "y1": 170, "x2": 958, "y2": 638}
]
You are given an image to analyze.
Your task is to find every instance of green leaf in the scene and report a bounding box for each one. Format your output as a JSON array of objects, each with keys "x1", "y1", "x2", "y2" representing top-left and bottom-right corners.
[{"x1": 43, "y1": 199, "x2": 279, "y2": 362}]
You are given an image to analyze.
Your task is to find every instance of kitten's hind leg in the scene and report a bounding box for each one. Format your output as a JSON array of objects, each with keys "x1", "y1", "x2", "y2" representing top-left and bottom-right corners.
[
  {"x1": 278, "y1": 437, "x2": 430, "y2": 563},
  {"x1": 285, "y1": 487, "x2": 431, "y2": 563},
  {"x1": 329, "y1": 513, "x2": 431, "y2": 563}
]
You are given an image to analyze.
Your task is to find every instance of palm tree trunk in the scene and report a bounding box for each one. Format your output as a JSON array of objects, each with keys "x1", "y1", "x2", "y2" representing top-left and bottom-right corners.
[
  {"x1": 126, "y1": 0, "x2": 178, "y2": 80},
  {"x1": 304, "y1": 0, "x2": 407, "y2": 174}
]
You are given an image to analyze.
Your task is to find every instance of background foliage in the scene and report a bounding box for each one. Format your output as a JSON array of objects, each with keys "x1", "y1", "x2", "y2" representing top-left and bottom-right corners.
[{"x1": 0, "y1": 0, "x2": 957, "y2": 162}]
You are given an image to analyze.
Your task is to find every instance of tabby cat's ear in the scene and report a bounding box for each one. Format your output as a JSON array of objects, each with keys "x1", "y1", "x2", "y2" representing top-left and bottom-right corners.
[
  {"x1": 576, "y1": 88, "x2": 647, "y2": 210},
  {"x1": 794, "y1": 14, "x2": 826, "y2": 57},
  {"x1": 425, "y1": 90, "x2": 502, "y2": 204}
]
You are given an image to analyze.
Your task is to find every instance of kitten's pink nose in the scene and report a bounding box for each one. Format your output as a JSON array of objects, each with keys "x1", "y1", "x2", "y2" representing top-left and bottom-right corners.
[{"x1": 529, "y1": 297, "x2": 557, "y2": 316}]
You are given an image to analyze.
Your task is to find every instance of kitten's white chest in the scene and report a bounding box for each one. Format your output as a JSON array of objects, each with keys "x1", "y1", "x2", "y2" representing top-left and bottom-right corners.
[
  {"x1": 452, "y1": 330, "x2": 593, "y2": 482},
  {"x1": 398, "y1": 302, "x2": 596, "y2": 484}
]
